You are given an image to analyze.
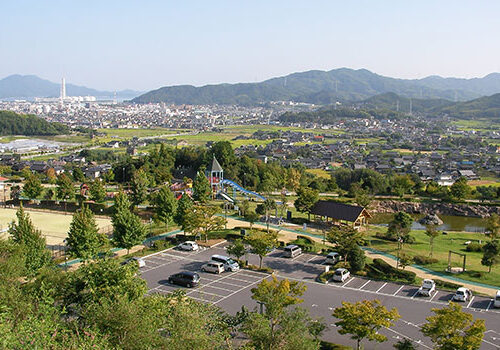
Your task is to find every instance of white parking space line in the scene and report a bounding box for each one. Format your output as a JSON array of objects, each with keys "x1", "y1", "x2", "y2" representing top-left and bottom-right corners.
[
  {"x1": 213, "y1": 275, "x2": 269, "y2": 306},
  {"x1": 410, "y1": 290, "x2": 419, "y2": 299},
  {"x1": 393, "y1": 285, "x2": 405, "y2": 296},
  {"x1": 216, "y1": 280, "x2": 250, "y2": 288},
  {"x1": 203, "y1": 284, "x2": 238, "y2": 293},
  {"x1": 343, "y1": 277, "x2": 355, "y2": 286},
  {"x1": 486, "y1": 299, "x2": 493, "y2": 311},
  {"x1": 160, "y1": 253, "x2": 198, "y2": 262},
  {"x1": 383, "y1": 327, "x2": 432, "y2": 349},
  {"x1": 226, "y1": 276, "x2": 262, "y2": 283},
  {"x1": 306, "y1": 255, "x2": 319, "y2": 263},
  {"x1": 359, "y1": 280, "x2": 370, "y2": 290},
  {"x1": 187, "y1": 290, "x2": 225, "y2": 298},
  {"x1": 429, "y1": 291, "x2": 438, "y2": 302},
  {"x1": 376, "y1": 282, "x2": 387, "y2": 293},
  {"x1": 466, "y1": 296, "x2": 475, "y2": 308}
]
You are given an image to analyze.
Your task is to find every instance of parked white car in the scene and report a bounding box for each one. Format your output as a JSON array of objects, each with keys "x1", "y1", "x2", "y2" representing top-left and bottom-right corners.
[
  {"x1": 494, "y1": 290, "x2": 500, "y2": 308},
  {"x1": 178, "y1": 241, "x2": 199, "y2": 251},
  {"x1": 417, "y1": 279, "x2": 436, "y2": 297},
  {"x1": 452, "y1": 287, "x2": 472, "y2": 302},
  {"x1": 201, "y1": 261, "x2": 225, "y2": 274},
  {"x1": 332, "y1": 268, "x2": 350, "y2": 282}
]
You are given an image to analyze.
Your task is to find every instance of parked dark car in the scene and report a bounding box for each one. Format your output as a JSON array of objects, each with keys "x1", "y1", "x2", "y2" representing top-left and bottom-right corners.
[{"x1": 167, "y1": 271, "x2": 200, "y2": 288}]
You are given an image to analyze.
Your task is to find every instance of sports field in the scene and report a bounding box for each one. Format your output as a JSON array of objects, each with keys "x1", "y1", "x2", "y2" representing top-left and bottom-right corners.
[{"x1": 0, "y1": 208, "x2": 111, "y2": 245}]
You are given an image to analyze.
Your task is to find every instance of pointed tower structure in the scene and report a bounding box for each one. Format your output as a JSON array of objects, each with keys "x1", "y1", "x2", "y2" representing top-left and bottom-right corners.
[{"x1": 209, "y1": 157, "x2": 224, "y2": 193}]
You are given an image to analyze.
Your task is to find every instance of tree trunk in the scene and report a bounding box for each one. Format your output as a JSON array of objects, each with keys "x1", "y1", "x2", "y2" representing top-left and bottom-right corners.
[
  {"x1": 357, "y1": 339, "x2": 361, "y2": 350},
  {"x1": 259, "y1": 256, "x2": 263, "y2": 269}
]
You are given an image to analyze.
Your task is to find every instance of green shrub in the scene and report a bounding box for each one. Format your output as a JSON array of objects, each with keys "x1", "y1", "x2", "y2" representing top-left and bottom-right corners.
[
  {"x1": 318, "y1": 271, "x2": 335, "y2": 283},
  {"x1": 367, "y1": 258, "x2": 415, "y2": 283},
  {"x1": 465, "y1": 242, "x2": 484, "y2": 252},
  {"x1": 434, "y1": 279, "x2": 461, "y2": 290},
  {"x1": 320, "y1": 341, "x2": 352, "y2": 350},
  {"x1": 413, "y1": 255, "x2": 439, "y2": 265}
]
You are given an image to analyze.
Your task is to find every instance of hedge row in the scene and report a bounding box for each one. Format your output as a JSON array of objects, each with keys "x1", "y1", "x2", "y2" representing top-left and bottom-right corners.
[{"x1": 366, "y1": 258, "x2": 416, "y2": 283}]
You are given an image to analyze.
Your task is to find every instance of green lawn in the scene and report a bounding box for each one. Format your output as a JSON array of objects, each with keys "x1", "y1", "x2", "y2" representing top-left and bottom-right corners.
[{"x1": 365, "y1": 226, "x2": 500, "y2": 287}]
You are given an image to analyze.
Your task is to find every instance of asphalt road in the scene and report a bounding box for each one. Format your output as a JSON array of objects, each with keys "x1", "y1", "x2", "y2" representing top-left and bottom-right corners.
[{"x1": 140, "y1": 243, "x2": 500, "y2": 349}]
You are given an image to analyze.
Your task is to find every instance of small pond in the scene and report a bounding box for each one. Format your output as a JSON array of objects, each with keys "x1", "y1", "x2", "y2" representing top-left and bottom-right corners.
[{"x1": 371, "y1": 213, "x2": 487, "y2": 233}]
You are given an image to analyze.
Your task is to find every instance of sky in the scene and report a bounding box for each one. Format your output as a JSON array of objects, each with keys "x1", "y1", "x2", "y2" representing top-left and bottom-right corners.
[{"x1": 1, "y1": 0, "x2": 499, "y2": 91}]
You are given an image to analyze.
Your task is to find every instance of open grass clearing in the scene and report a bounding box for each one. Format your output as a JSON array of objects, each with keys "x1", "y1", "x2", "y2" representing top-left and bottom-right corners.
[
  {"x1": 0, "y1": 208, "x2": 111, "y2": 245},
  {"x1": 365, "y1": 226, "x2": 500, "y2": 286}
]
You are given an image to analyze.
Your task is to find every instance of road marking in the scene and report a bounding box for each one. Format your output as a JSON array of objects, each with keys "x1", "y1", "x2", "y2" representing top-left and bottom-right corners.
[
  {"x1": 466, "y1": 296, "x2": 475, "y2": 308},
  {"x1": 187, "y1": 289, "x2": 225, "y2": 298},
  {"x1": 393, "y1": 285, "x2": 405, "y2": 296},
  {"x1": 429, "y1": 291, "x2": 438, "y2": 302},
  {"x1": 201, "y1": 284, "x2": 237, "y2": 293},
  {"x1": 306, "y1": 255, "x2": 319, "y2": 263},
  {"x1": 213, "y1": 275, "x2": 269, "y2": 305},
  {"x1": 383, "y1": 327, "x2": 432, "y2": 349},
  {"x1": 486, "y1": 299, "x2": 493, "y2": 311},
  {"x1": 359, "y1": 280, "x2": 370, "y2": 290},
  {"x1": 343, "y1": 277, "x2": 355, "y2": 286},
  {"x1": 411, "y1": 289, "x2": 419, "y2": 299},
  {"x1": 376, "y1": 282, "x2": 387, "y2": 293}
]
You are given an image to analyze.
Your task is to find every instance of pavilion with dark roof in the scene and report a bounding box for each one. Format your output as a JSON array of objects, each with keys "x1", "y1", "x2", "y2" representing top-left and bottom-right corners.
[{"x1": 310, "y1": 200, "x2": 371, "y2": 228}]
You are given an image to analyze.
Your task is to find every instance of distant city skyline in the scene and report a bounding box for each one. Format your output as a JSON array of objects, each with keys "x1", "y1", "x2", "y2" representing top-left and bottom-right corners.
[{"x1": 1, "y1": 1, "x2": 499, "y2": 91}]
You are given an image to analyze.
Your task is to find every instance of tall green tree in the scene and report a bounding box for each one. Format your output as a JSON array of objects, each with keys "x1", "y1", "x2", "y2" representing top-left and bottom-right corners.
[
  {"x1": 112, "y1": 192, "x2": 147, "y2": 254},
  {"x1": 485, "y1": 213, "x2": 500, "y2": 240},
  {"x1": 8, "y1": 205, "x2": 51, "y2": 276},
  {"x1": 246, "y1": 229, "x2": 278, "y2": 268},
  {"x1": 153, "y1": 186, "x2": 177, "y2": 230},
  {"x1": 130, "y1": 168, "x2": 149, "y2": 206},
  {"x1": 242, "y1": 277, "x2": 324, "y2": 350},
  {"x1": 245, "y1": 210, "x2": 260, "y2": 229},
  {"x1": 332, "y1": 299, "x2": 400, "y2": 350},
  {"x1": 23, "y1": 174, "x2": 43, "y2": 199},
  {"x1": 424, "y1": 224, "x2": 440, "y2": 258},
  {"x1": 386, "y1": 211, "x2": 413, "y2": 242},
  {"x1": 192, "y1": 171, "x2": 211, "y2": 203},
  {"x1": 174, "y1": 193, "x2": 193, "y2": 227},
  {"x1": 326, "y1": 225, "x2": 364, "y2": 263},
  {"x1": 89, "y1": 178, "x2": 106, "y2": 203},
  {"x1": 182, "y1": 205, "x2": 226, "y2": 242},
  {"x1": 420, "y1": 303, "x2": 485, "y2": 350},
  {"x1": 226, "y1": 239, "x2": 246, "y2": 261},
  {"x1": 72, "y1": 167, "x2": 85, "y2": 182},
  {"x1": 67, "y1": 205, "x2": 104, "y2": 261},
  {"x1": 481, "y1": 239, "x2": 500, "y2": 273},
  {"x1": 56, "y1": 173, "x2": 74, "y2": 201},
  {"x1": 449, "y1": 176, "x2": 471, "y2": 201},
  {"x1": 294, "y1": 187, "x2": 319, "y2": 220}
]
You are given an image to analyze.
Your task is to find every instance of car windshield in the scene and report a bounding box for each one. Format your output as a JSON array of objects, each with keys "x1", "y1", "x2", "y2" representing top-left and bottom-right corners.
[
  {"x1": 456, "y1": 291, "x2": 464, "y2": 295},
  {"x1": 334, "y1": 270, "x2": 342, "y2": 276},
  {"x1": 227, "y1": 258, "x2": 236, "y2": 265}
]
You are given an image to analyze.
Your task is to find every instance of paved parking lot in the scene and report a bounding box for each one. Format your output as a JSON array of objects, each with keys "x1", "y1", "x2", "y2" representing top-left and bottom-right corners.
[{"x1": 140, "y1": 244, "x2": 500, "y2": 349}]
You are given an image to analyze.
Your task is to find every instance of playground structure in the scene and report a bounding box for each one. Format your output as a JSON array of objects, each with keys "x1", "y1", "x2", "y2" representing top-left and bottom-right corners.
[{"x1": 207, "y1": 157, "x2": 266, "y2": 203}]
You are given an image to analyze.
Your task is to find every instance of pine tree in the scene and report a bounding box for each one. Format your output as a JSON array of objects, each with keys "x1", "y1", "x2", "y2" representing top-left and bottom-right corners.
[
  {"x1": 56, "y1": 173, "x2": 74, "y2": 201},
  {"x1": 67, "y1": 205, "x2": 103, "y2": 261},
  {"x1": 153, "y1": 186, "x2": 177, "y2": 230},
  {"x1": 8, "y1": 205, "x2": 51, "y2": 276},
  {"x1": 112, "y1": 192, "x2": 147, "y2": 254},
  {"x1": 174, "y1": 193, "x2": 193, "y2": 227},
  {"x1": 89, "y1": 178, "x2": 106, "y2": 203},
  {"x1": 192, "y1": 171, "x2": 211, "y2": 203}
]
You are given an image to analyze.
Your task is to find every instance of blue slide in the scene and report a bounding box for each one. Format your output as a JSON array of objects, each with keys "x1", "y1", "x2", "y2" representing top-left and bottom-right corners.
[{"x1": 220, "y1": 179, "x2": 266, "y2": 201}]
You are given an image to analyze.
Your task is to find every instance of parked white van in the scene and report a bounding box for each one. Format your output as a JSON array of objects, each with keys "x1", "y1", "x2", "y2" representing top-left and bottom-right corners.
[
  {"x1": 210, "y1": 255, "x2": 240, "y2": 272},
  {"x1": 494, "y1": 290, "x2": 500, "y2": 308},
  {"x1": 283, "y1": 244, "x2": 302, "y2": 258}
]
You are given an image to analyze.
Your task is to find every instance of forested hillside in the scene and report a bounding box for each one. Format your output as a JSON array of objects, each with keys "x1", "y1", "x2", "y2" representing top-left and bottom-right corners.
[{"x1": 0, "y1": 110, "x2": 69, "y2": 135}]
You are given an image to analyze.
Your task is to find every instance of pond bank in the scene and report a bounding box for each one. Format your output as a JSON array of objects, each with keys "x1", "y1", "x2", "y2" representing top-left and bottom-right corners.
[{"x1": 372, "y1": 200, "x2": 499, "y2": 218}]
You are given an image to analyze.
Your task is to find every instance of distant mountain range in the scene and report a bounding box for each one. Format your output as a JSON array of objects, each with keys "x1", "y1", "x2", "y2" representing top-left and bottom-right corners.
[
  {"x1": 132, "y1": 68, "x2": 500, "y2": 105},
  {"x1": 0, "y1": 74, "x2": 142, "y2": 100},
  {"x1": 354, "y1": 91, "x2": 500, "y2": 119}
]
